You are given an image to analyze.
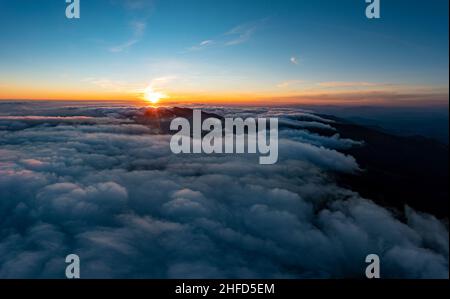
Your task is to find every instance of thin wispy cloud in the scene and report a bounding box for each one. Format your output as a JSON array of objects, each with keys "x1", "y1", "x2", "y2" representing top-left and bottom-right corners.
[
  {"x1": 83, "y1": 77, "x2": 140, "y2": 92},
  {"x1": 224, "y1": 22, "x2": 260, "y2": 46},
  {"x1": 188, "y1": 19, "x2": 267, "y2": 51},
  {"x1": 277, "y1": 80, "x2": 305, "y2": 88},
  {"x1": 150, "y1": 76, "x2": 178, "y2": 87},
  {"x1": 109, "y1": 39, "x2": 139, "y2": 53},
  {"x1": 131, "y1": 20, "x2": 146, "y2": 36},
  {"x1": 317, "y1": 81, "x2": 378, "y2": 88},
  {"x1": 109, "y1": 21, "x2": 147, "y2": 53},
  {"x1": 200, "y1": 40, "x2": 214, "y2": 46},
  {"x1": 189, "y1": 40, "x2": 215, "y2": 51},
  {"x1": 136, "y1": 76, "x2": 178, "y2": 94},
  {"x1": 83, "y1": 75, "x2": 177, "y2": 95}
]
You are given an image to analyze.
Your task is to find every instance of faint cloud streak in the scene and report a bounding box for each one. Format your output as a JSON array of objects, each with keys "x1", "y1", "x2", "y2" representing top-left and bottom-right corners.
[
  {"x1": 317, "y1": 81, "x2": 379, "y2": 88},
  {"x1": 188, "y1": 19, "x2": 267, "y2": 51},
  {"x1": 277, "y1": 80, "x2": 305, "y2": 88},
  {"x1": 109, "y1": 21, "x2": 147, "y2": 53}
]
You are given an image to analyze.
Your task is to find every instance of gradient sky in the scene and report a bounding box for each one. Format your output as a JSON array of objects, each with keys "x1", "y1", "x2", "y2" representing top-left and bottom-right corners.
[{"x1": 0, "y1": 0, "x2": 448, "y2": 104}]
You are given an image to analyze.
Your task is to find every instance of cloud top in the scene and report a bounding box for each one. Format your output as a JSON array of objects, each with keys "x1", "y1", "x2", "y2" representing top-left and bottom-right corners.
[{"x1": 0, "y1": 102, "x2": 447, "y2": 278}]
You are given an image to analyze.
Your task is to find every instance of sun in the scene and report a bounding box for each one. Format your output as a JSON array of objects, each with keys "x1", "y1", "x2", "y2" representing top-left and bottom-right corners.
[{"x1": 143, "y1": 86, "x2": 166, "y2": 104}]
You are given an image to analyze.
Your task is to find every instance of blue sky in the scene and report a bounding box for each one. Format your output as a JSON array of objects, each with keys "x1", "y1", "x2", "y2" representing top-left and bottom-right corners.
[{"x1": 0, "y1": 0, "x2": 448, "y2": 103}]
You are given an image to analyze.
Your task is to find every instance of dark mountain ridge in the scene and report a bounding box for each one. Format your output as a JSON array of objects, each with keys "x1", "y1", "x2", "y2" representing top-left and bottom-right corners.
[{"x1": 313, "y1": 115, "x2": 449, "y2": 219}]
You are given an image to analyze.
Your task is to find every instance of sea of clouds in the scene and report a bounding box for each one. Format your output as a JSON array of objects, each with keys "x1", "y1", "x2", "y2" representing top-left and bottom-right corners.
[{"x1": 0, "y1": 101, "x2": 448, "y2": 278}]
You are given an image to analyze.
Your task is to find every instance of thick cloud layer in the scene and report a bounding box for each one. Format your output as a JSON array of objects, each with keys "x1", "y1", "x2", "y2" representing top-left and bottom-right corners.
[{"x1": 0, "y1": 102, "x2": 447, "y2": 278}]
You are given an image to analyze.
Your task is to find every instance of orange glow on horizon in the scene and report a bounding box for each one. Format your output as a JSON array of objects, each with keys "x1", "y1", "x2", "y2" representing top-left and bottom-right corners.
[{"x1": 0, "y1": 84, "x2": 448, "y2": 107}]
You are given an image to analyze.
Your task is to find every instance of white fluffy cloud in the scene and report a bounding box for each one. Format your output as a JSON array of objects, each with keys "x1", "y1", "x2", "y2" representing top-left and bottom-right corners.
[{"x1": 0, "y1": 102, "x2": 447, "y2": 278}]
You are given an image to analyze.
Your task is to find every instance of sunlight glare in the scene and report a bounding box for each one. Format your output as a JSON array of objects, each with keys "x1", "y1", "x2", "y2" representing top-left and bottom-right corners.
[{"x1": 143, "y1": 86, "x2": 166, "y2": 104}]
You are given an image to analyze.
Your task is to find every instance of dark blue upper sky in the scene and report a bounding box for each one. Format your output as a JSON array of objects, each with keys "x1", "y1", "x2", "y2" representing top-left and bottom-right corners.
[{"x1": 0, "y1": 0, "x2": 448, "y2": 102}]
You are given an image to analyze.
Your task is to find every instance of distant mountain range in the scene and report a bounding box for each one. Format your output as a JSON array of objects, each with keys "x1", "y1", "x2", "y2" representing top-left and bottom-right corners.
[
  {"x1": 314, "y1": 114, "x2": 449, "y2": 219},
  {"x1": 300, "y1": 105, "x2": 449, "y2": 144}
]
